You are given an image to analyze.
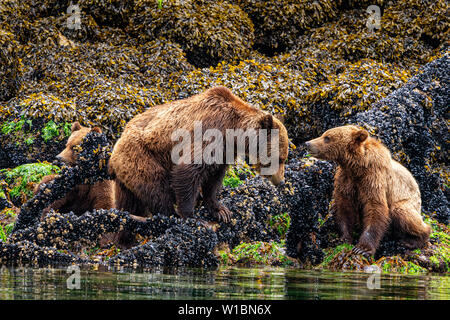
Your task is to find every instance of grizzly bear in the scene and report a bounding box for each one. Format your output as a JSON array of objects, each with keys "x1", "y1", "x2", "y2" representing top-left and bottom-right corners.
[
  {"x1": 306, "y1": 125, "x2": 431, "y2": 256},
  {"x1": 34, "y1": 122, "x2": 115, "y2": 216},
  {"x1": 108, "y1": 86, "x2": 289, "y2": 223}
]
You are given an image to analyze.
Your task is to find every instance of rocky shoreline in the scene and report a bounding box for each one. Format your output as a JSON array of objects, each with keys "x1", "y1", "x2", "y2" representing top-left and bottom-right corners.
[{"x1": 0, "y1": 0, "x2": 448, "y2": 273}]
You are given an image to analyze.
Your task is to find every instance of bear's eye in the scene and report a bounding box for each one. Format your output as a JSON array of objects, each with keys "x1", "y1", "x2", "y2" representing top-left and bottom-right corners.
[{"x1": 324, "y1": 136, "x2": 331, "y2": 143}]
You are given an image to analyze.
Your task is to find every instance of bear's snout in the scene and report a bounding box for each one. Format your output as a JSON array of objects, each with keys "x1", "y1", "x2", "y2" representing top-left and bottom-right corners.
[{"x1": 305, "y1": 140, "x2": 317, "y2": 155}]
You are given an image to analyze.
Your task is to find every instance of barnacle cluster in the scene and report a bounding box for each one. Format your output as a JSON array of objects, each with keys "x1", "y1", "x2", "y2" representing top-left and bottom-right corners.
[{"x1": 110, "y1": 215, "x2": 219, "y2": 268}]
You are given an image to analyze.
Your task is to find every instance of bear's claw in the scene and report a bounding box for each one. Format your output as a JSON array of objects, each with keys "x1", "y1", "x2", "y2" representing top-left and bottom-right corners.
[
  {"x1": 352, "y1": 245, "x2": 372, "y2": 257},
  {"x1": 213, "y1": 205, "x2": 232, "y2": 223}
]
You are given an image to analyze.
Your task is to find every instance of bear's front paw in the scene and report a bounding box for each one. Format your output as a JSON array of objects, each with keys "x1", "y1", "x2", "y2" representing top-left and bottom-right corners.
[
  {"x1": 212, "y1": 205, "x2": 233, "y2": 223},
  {"x1": 352, "y1": 243, "x2": 375, "y2": 257}
]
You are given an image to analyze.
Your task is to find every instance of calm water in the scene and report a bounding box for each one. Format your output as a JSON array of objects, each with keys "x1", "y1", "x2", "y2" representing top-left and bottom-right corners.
[{"x1": 0, "y1": 266, "x2": 448, "y2": 300}]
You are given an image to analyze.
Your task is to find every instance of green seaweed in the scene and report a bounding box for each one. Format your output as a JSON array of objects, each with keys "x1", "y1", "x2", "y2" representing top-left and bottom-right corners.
[
  {"x1": 269, "y1": 213, "x2": 291, "y2": 238},
  {"x1": 0, "y1": 162, "x2": 60, "y2": 203},
  {"x1": 219, "y1": 240, "x2": 295, "y2": 267}
]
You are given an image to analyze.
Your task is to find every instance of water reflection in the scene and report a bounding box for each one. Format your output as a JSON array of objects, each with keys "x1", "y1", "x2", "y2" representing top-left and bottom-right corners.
[{"x1": 0, "y1": 266, "x2": 448, "y2": 300}]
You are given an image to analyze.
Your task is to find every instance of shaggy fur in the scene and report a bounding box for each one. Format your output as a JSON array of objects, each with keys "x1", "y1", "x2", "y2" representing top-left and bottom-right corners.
[{"x1": 306, "y1": 125, "x2": 431, "y2": 256}]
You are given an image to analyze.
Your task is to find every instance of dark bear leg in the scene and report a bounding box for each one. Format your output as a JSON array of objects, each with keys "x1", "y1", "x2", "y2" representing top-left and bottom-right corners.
[
  {"x1": 353, "y1": 201, "x2": 390, "y2": 257},
  {"x1": 333, "y1": 197, "x2": 357, "y2": 244},
  {"x1": 171, "y1": 164, "x2": 203, "y2": 219},
  {"x1": 201, "y1": 164, "x2": 232, "y2": 223},
  {"x1": 114, "y1": 180, "x2": 145, "y2": 248},
  {"x1": 114, "y1": 180, "x2": 147, "y2": 216}
]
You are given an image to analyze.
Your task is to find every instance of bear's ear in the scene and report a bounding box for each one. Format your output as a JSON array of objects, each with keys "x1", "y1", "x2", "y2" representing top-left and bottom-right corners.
[
  {"x1": 92, "y1": 126, "x2": 102, "y2": 133},
  {"x1": 71, "y1": 121, "x2": 82, "y2": 132},
  {"x1": 259, "y1": 114, "x2": 274, "y2": 129},
  {"x1": 352, "y1": 129, "x2": 368, "y2": 144}
]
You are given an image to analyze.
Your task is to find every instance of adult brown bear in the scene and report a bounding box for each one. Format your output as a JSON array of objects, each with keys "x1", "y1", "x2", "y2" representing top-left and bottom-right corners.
[
  {"x1": 109, "y1": 86, "x2": 289, "y2": 223},
  {"x1": 306, "y1": 125, "x2": 431, "y2": 256}
]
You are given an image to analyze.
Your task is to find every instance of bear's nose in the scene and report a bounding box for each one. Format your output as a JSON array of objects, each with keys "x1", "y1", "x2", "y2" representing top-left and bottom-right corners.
[{"x1": 305, "y1": 141, "x2": 311, "y2": 149}]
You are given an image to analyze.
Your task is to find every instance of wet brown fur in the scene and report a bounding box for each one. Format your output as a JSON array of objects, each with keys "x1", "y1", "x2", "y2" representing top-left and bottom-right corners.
[{"x1": 306, "y1": 125, "x2": 431, "y2": 256}]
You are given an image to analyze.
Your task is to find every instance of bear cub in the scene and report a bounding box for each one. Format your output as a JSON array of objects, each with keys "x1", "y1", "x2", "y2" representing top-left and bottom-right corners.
[
  {"x1": 306, "y1": 125, "x2": 431, "y2": 256},
  {"x1": 34, "y1": 122, "x2": 115, "y2": 216}
]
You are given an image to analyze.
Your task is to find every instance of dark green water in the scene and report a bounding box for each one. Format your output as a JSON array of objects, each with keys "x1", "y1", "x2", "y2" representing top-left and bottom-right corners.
[{"x1": 0, "y1": 266, "x2": 448, "y2": 300}]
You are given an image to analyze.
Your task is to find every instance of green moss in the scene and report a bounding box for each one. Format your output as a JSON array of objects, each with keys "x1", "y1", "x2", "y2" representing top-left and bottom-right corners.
[
  {"x1": 41, "y1": 120, "x2": 72, "y2": 142},
  {"x1": 269, "y1": 213, "x2": 291, "y2": 238},
  {"x1": 378, "y1": 256, "x2": 428, "y2": 274},
  {"x1": 220, "y1": 241, "x2": 295, "y2": 267},
  {"x1": 320, "y1": 243, "x2": 354, "y2": 268},
  {"x1": 222, "y1": 164, "x2": 255, "y2": 188},
  {"x1": 0, "y1": 207, "x2": 16, "y2": 242},
  {"x1": 428, "y1": 232, "x2": 450, "y2": 272},
  {"x1": 41, "y1": 120, "x2": 60, "y2": 142},
  {"x1": 0, "y1": 162, "x2": 60, "y2": 203}
]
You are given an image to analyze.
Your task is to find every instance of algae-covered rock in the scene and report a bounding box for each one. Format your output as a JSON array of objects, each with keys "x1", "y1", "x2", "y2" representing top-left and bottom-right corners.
[
  {"x1": 0, "y1": 118, "x2": 70, "y2": 169},
  {"x1": 289, "y1": 58, "x2": 411, "y2": 141},
  {"x1": 0, "y1": 162, "x2": 60, "y2": 206},
  {"x1": 169, "y1": 53, "x2": 314, "y2": 119},
  {"x1": 236, "y1": 0, "x2": 338, "y2": 54},
  {"x1": 79, "y1": 0, "x2": 135, "y2": 28},
  {"x1": 129, "y1": 0, "x2": 254, "y2": 68},
  {"x1": 3, "y1": 38, "x2": 192, "y2": 142},
  {"x1": 295, "y1": 8, "x2": 437, "y2": 69},
  {"x1": 382, "y1": 0, "x2": 449, "y2": 48},
  {"x1": 0, "y1": 30, "x2": 21, "y2": 101}
]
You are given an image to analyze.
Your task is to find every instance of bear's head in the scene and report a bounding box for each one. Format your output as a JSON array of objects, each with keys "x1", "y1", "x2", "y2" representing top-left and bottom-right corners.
[
  {"x1": 305, "y1": 125, "x2": 369, "y2": 164},
  {"x1": 56, "y1": 121, "x2": 102, "y2": 165},
  {"x1": 256, "y1": 114, "x2": 289, "y2": 186}
]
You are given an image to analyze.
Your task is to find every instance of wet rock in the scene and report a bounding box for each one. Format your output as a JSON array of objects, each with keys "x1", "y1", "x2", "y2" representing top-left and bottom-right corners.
[
  {"x1": 283, "y1": 156, "x2": 335, "y2": 265},
  {"x1": 110, "y1": 217, "x2": 219, "y2": 268},
  {"x1": 0, "y1": 240, "x2": 81, "y2": 267}
]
